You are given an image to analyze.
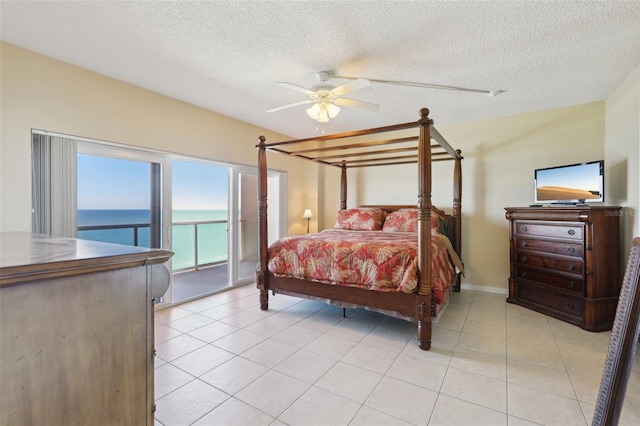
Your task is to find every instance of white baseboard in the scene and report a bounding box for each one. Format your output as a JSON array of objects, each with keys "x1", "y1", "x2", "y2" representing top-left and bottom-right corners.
[{"x1": 459, "y1": 283, "x2": 508, "y2": 295}]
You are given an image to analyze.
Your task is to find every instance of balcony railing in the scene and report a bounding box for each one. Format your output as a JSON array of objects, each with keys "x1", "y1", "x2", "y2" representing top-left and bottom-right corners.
[
  {"x1": 78, "y1": 219, "x2": 228, "y2": 272},
  {"x1": 171, "y1": 219, "x2": 228, "y2": 272},
  {"x1": 77, "y1": 223, "x2": 151, "y2": 247}
]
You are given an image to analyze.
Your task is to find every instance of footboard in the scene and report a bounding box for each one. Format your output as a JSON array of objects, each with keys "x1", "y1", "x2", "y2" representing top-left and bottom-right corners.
[{"x1": 259, "y1": 272, "x2": 434, "y2": 350}]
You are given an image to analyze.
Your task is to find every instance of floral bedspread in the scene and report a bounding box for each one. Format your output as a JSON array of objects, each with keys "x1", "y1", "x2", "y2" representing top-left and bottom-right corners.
[{"x1": 267, "y1": 229, "x2": 456, "y2": 302}]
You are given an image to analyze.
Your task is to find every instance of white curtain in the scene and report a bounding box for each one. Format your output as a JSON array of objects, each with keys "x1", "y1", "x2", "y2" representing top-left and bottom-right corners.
[{"x1": 32, "y1": 133, "x2": 77, "y2": 237}]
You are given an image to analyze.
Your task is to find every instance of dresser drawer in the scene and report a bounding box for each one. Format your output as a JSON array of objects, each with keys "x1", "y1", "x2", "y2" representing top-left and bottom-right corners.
[
  {"x1": 515, "y1": 267, "x2": 584, "y2": 294},
  {"x1": 516, "y1": 283, "x2": 584, "y2": 320},
  {"x1": 514, "y1": 221, "x2": 583, "y2": 240},
  {"x1": 514, "y1": 236, "x2": 583, "y2": 258},
  {"x1": 515, "y1": 252, "x2": 584, "y2": 275}
]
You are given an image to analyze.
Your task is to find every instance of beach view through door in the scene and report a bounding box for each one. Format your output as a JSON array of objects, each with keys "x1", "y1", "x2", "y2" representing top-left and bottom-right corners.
[
  {"x1": 76, "y1": 153, "x2": 161, "y2": 248},
  {"x1": 171, "y1": 159, "x2": 230, "y2": 302}
]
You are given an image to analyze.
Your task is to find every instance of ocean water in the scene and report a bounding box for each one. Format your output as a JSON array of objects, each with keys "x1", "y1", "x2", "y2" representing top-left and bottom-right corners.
[{"x1": 77, "y1": 209, "x2": 228, "y2": 270}]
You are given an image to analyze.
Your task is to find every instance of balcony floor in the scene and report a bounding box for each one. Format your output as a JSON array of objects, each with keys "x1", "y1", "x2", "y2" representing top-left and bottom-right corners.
[{"x1": 171, "y1": 261, "x2": 256, "y2": 303}]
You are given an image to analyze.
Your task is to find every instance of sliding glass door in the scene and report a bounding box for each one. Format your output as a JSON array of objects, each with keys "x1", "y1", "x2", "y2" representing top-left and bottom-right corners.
[
  {"x1": 170, "y1": 163, "x2": 276, "y2": 301},
  {"x1": 77, "y1": 154, "x2": 161, "y2": 248},
  {"x1": 34, "y1": 132, "x2": 286, "y2": 306},
  {"x1": 232, "y1": 169, "x2": 259, "y2": 283},
  {"x1": 230, "y1": 167, "x2": 284, "y2": 285}
]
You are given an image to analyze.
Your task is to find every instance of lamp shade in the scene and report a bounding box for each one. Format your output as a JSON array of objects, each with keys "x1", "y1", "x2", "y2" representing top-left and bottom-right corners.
[
  {"x1": 302, "y1": 209, "x2": 313, "y2": 219},
  {"x1": 306, "y1": 101, "x2": 340, "y2": 123}
]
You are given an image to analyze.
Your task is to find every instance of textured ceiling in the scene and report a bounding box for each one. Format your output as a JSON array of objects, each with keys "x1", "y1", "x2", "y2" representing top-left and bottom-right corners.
[{"x1": 1, "y1": 1, "x2": 640, "y2": 138}]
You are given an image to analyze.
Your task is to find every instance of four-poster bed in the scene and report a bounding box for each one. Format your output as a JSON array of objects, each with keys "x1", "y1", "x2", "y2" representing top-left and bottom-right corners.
[{"x1": 256, "y1": 108, "x2": 463, "y2": 350}]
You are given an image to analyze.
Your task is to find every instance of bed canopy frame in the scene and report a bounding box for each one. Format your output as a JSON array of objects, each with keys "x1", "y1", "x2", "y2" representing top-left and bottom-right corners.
[{"x1": 256, "y1": 108, "x2": 462, "y2": 349}]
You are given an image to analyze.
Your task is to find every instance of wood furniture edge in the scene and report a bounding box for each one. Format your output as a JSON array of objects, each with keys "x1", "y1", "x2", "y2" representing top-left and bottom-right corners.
[
  {"x1": 1, "y1": 248, "x2": 172, "y2": 286},
  {"x1": 592, "y1": 237, "x2": 640, "y2": 425}
]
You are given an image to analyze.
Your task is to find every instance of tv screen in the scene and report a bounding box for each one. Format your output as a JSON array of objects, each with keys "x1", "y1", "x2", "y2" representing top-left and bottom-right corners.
[{"x1": 534, "y1": 160, "x2": 604, "y2": 204}]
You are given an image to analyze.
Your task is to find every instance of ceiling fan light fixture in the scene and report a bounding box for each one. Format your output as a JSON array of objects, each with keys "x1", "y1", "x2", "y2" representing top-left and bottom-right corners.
[
  {"x1": 326, "y1": 102, "x2": 340, "y2": 118},
  {"x1": 271, "y1": 71, "x2": 374, "y2": 121},
  {"x1": 306, "y1": 101, "x2": 340, "y2": 122}
]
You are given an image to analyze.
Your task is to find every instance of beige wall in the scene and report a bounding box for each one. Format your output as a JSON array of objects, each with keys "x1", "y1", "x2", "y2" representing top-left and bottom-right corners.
[
  {"x1": 0, "y1": 42, "x2": 311, "y2": 234},
  {"x1": 605, "y1": 61, "x2": 640, "y2": 263},
  {"x1": 329, "y1": 103, "x2": 606, "y2": 292}
]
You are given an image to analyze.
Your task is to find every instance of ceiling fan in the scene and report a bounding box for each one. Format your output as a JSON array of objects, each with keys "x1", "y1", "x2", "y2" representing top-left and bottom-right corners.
[
  {"x1": 266, "y1": 71, "x2": 379, "y2": 123},
  {"x1": 267, "y1": 71, "x2": 503, "y2": 123}
]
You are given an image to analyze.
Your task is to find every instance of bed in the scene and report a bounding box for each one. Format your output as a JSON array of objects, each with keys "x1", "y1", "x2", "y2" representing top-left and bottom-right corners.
[{"x1": 256, "y1": 108, "x2": 463, "y2": 350}]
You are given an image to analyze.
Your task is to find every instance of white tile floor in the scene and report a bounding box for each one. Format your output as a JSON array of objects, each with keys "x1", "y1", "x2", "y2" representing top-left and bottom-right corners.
[{"x1": 154, "y1": 285, "x2": 640, "y2": 425}]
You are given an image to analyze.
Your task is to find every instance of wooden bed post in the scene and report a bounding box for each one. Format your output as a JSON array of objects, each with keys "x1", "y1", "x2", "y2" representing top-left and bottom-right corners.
[
  {"x1": 417, "y1": 108, "x2": 434, "y2": 350},
  {"x1": 340, "y1": 160, "x2": 347, "y2": 210},
  {"x1": 453, "y1": 149, "x2": 463, "y2": 292},
  {"x1": 257, "y1": 136, "x2": 269, "y2": 310}
]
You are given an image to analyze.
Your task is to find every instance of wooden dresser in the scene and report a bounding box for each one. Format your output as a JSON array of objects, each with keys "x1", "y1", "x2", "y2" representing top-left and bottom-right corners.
[
  {"x1": 505, "y1": 206, "x2": 621, "y2": 331},
  {"x1": 0, "y1": 232, "x2": 172, "y2": 426}
]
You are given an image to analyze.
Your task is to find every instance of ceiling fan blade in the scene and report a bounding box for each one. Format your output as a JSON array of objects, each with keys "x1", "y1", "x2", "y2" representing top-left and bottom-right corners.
[
  {"x1": 334, "y1": 98, "x2": 379, "y2": 111},
  {"x1": 276, "y1": 82, "x2": 317, "y2": 96},
  {"x1": 330, "y1": 78, "x2": 371, "y2": 97},
  {"x1": 335, "y1": 74, "x2": 501, "y2": 96},
  {"x1": 266, "y1": 99, "x2": 314, "y2": 113}
]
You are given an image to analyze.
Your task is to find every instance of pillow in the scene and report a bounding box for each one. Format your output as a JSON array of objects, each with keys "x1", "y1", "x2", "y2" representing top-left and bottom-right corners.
[
  {"x1": 381, "y1": 208, "x2": 447, "y2": 234},
  {"x1": 382, "y1": 209, "x2": 419, "y2": 232},
  {"x1": 334, "y1": 208, "x2": 387, "y2": 231}
]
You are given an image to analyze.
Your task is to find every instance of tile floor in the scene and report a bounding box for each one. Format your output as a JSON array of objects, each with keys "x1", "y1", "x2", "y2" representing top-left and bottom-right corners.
[{"x1": 154, "y1": 285, "x2": 640, "y2": 425}]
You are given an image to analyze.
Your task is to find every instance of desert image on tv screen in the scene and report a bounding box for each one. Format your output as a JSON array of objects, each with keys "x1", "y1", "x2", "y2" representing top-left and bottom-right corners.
[
  {"x1": 536, "y1": 162, "x2": 601, "y2": 201},
  {"x1": 536, "y1": 186, "x2": 600, "y2": 201}
]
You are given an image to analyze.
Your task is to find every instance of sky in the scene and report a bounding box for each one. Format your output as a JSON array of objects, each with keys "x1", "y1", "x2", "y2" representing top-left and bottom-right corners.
[
  {"x1": 536, "y1": 161, "x2": 602, "y2": 190},
  {"x1": 77, "y1": 155, "x2": 228, "y2": 210},
  {"x1": 172, "y1": 160, "x2": 228, "y2": 210}
]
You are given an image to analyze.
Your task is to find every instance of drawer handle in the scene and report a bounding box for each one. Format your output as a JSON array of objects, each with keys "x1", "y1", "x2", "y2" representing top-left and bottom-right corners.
[
  {"x1": 520, "y1": 271, "x2": 527, "y2": 277},
  {"x1": 568, "y1": 229, "x2": 576, "y2": 236},
  {"x1": 567, "y1": 265, "x2": 574, "y2": 271},
  {"x1": 522, "y1": 289, "x2": 529, "y2": 296},
  {"x1": 567, "y1": 247, "x2": 575, "y2": 253},
  {"x1": 521, "y1": 225, "x2": 528, "y2": 232},
  {"x1": 520, "y1": 241, "x2": 527, "y2": 248},
  {"x1": 567, "y1": 302, "x2": 575, "y2": 310},
  {"x1": 521, "y1": 255, "x2": 527, "y2": 263},
  {"x1": 568, "y1": 281, "x2": 575, "y2": 289}
]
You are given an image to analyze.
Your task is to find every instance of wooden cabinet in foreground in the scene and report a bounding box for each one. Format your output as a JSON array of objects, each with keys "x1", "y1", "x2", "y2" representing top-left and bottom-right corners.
[
  {"x1": 505, "y1": 206, "x2": 622, "y2": 331},
  {"x1": 0, "y1": 232, "x2": 172, "y2": 426}
]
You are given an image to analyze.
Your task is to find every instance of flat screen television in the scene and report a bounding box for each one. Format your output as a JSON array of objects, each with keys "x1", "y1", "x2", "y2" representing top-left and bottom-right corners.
[{"x1": 534, "y1": 160, "x2": 604, "y2": 204}]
